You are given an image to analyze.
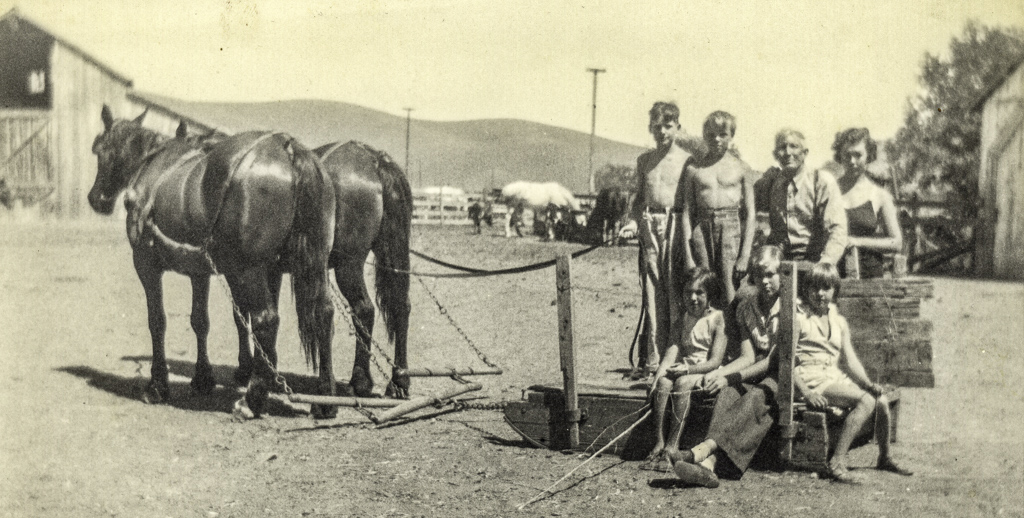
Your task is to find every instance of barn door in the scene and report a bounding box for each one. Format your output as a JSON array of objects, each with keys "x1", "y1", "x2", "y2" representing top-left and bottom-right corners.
[{"x1": 0, "y1": 113, "x2": 53, "y2": 202}]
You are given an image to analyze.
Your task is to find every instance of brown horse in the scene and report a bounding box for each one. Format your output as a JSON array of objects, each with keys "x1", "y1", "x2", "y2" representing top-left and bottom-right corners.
[
  {"x1": 88, "y1": 106, "x2": 336, "y2": 418},
  {"x1": 314, "y1": 141, "x2": 412, "y2": 399}
]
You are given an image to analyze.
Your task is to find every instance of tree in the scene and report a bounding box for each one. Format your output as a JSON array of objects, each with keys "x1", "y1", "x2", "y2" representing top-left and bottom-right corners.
[
  {"x1": 593, "y1": 163, "x2": 635, "y2": 192},
  {"x1": 887, "y1": 21, "x2": 1024, "y2": 205}
]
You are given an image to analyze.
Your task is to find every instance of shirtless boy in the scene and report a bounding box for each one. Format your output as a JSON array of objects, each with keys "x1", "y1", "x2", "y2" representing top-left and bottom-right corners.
[
  {"x1": 674, "y1": 111, "x2": 756, "y2": 304},
  {"x1": 629, "y1": 101, "x2": 693, "y2": 376}
]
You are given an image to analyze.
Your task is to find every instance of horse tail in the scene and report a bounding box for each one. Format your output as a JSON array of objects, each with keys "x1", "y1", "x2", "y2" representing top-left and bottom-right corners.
[
  {"x1": 286, "y1": 136, "x2": 336, "y2": 371},
  {"x1": 370, "y1": 150, "x2": 412, "y2": 345}
]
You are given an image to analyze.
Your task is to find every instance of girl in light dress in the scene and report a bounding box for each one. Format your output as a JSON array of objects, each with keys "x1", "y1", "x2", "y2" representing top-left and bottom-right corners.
[
  {"x1": 646, "y1": 267, "x2": 727, "y2": 464},
  {"x1": 793, "y1": 262, "x2": 913, "y2": 483}
]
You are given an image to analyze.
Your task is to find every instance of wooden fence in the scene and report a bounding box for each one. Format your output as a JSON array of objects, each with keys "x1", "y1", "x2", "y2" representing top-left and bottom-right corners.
[
  {"x1": 896, "y1": 196, "x2": 976, "y2": 274},
  {"x1": 411, "y1": 191, "x2": 596, "y2": 226}
]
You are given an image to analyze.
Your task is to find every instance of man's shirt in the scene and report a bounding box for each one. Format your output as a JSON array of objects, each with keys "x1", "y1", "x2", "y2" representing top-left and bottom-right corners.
[{"x1": 764, "y1": 165, "x2": 848, "y2": 264}]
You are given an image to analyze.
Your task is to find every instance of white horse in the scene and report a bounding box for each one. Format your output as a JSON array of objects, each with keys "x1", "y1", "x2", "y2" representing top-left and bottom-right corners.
[{"x1": 500, "y1": 181, "x2": 583, "y2": 238}]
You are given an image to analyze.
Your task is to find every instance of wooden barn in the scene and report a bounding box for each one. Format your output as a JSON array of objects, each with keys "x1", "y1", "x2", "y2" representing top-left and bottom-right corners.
[
  {"x1": 0, "y1": 8, "x2": 219, "y2": 219},
  {"x1": 975, "y1": 59, "x2": 1024, "y2": 280}
]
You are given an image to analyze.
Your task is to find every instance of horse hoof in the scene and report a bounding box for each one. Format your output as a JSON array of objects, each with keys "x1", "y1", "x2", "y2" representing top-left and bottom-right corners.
[
  {"x1": 350, "y1": 383, "x2": 375, "y2": 398},
  {"x1": 385, "y1": 375, "x2": 411, "y2": 399},
  {"x1": 232, "y1": 368, "x2": 252, "y2": 387},
  {"x1": 232, "y1": 398, "x2": 255, "y2": 421},
  {"x1": 142, "y1": 382, "x2": 170, "y2": 404},
  {"x1": 244, "y1": 382, "x2": 269, "y2": 418},
  {"x1": 349, "y1": 368, "x2": 375, "y2": 398},
  {"x1": 190, "y1": 376, "x2": 216, "y2": 396},
  {"x1": 384, "y1": 382, "x2": 410, "y2": 400},
  {"x1": 310, "y1": 404, "x2": 338, "y2": 420}
]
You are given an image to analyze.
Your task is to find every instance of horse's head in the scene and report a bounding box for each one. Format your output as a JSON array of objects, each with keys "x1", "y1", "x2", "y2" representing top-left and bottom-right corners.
[{"x1": 88, "y1": 105, "x2": 155, "y2": 215}]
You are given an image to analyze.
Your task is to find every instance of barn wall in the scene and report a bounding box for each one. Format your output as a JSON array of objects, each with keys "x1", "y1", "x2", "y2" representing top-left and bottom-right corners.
[
  {"x1": 977, "y1": 64, "x2": 1024, "y2": 279},
  {"x1": 49, "y1": 41, "x2": 131, "y2": 219}
]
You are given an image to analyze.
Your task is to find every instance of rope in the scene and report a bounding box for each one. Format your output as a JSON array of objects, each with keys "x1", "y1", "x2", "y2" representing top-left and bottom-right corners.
[
  {"x1": 516, "y1": 408, "x2": 652, "y2": 511},
  {"x1": 404, "y1": 241, "x2": 605, "y2": 278}
]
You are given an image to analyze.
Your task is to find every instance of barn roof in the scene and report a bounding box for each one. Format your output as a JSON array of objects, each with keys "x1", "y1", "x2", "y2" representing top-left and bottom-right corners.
[
  {"x1": 127, "y1": 91, "x2": 229, "y2": 136},
  {"x1": 1, "y1": 8, "x2": 133, "y2": 87},
  {"x1": 971, "y1": 58, "x2": 1024, "y2": 113}
]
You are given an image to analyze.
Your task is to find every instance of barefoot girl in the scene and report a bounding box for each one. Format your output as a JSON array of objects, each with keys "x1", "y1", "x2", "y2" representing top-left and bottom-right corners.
[
  {"x1": 794, "y1": 262, "x2": 913, "y2": 482},
  {"x1": 647, "y1": 267, "x2": 727, "y2": 463}
]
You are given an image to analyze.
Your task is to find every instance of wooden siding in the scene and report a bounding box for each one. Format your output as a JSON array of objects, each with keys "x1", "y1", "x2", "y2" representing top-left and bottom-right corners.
[
  {"x1": 0, "y1": 109, "x2": 52, "y2": 191},
  {"x1": 49, "y1": 40, "x2": 131, "y2": 219},
  {"x1": 978, "y1": 64, "x2": 1024, "y2": 279}
]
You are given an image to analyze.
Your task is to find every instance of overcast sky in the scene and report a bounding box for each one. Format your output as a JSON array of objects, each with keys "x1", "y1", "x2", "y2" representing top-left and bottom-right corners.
[{"x1": 5, "y1": 0, "x2": 1023, "y2": 170}]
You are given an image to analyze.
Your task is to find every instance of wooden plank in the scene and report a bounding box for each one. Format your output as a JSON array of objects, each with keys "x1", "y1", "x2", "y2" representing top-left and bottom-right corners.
[
  {"x1": 503, "y1": 401, "x2": 553, "y2": 448},
  {"x1": 839, "y1": 297, "x2": 920, "y2": 319},
  {"x1": 883, "y1": 370, "x2": 934, "y2": 388},
  {"x1": 556, "y1": 254, "x2": 580, "y2": 449},
  {"x1": 840, "y1": 278, "x2": 933, "y2": 299},
  {"x1": 848, "y1": 319, "x2": 932, "y2": 342},
  {"x1": 528, "y1": 382, "x2": 648, "y2": 400}
]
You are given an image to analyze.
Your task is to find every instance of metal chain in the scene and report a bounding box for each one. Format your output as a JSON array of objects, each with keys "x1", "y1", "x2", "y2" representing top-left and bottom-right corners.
[
  {"x1": 416, "y1": 276, "x2": 501, "y2": 370},
  {"x1": 451, "y1": 399, "x2": 514, "y2": 411},
  {"x1": 206, "y1": 255, "x2": 294, "y2": 396},
  {"x1": 326, "y1": 280, "x2": 396, "y2": 385}
]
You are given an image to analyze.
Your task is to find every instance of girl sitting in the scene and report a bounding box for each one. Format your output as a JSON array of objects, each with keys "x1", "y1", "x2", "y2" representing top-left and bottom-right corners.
[
  {"x1": 794, "y1": 262, "x2": 913, "y2": 483},
  {"x1": 647, "y1": 267, "x2": 727, "y2": 464}
]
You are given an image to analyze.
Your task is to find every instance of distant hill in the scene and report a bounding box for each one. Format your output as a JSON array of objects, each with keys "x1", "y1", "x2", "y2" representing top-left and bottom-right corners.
[{"x1": 139, "y1": 93, "x2": 646, "y2": 193}]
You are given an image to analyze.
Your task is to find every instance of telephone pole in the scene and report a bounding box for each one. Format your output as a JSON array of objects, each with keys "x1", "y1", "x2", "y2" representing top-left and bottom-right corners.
[
  {"x1": 587, "y1": 68, "x2": 606, "y2": 194},
  {"x1": 403, "y1": 107, "x2": 413, "y2": 174}
]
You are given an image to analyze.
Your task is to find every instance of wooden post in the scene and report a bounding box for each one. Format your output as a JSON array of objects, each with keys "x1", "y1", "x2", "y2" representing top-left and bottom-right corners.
[
  {"x1": 776, "y1": 261, "x2": 799, "y2": 463},
  {"x1": 844, "y1": 246, "x2": 861, "y2": 279},
  {"x1": 556, "y1": 254, "x2": 581, "y2": 449},
  {"x1": 892, "y1": 254, "x2": 908, "y2": 278}
]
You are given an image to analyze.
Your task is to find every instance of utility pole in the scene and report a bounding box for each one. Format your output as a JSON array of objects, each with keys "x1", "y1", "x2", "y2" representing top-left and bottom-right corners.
[
  {"x1": 586, "y1": 68, "x2": 605, "y2": 194},
  {"x1": 403, "y1": 107, "x2": 413, "y2": 174}
]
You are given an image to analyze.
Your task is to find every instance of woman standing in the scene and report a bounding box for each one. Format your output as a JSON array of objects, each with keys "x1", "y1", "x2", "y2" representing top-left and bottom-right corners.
[{"x1": 833, "y1": 128, "x2": 903, "y2": 278}]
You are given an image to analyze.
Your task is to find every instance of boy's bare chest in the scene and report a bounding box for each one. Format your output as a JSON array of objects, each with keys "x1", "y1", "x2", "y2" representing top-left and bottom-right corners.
[
  {"x1": 645, "y1": 153, "x2": 687, "y2": 187},
  {"x1": 692, "y1": 160, "x2": 745, "y2": 189}
]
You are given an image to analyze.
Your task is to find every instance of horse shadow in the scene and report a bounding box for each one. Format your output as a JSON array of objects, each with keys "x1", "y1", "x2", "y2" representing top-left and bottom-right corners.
[{"x1": 55, "y1": 356, "x2": 337, "y2": 417}]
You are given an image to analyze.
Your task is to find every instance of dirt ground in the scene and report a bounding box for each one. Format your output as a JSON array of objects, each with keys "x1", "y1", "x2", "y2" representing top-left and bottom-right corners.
[{"x1": 0, "y1": 221, "x2": 1021, "y2": 518}]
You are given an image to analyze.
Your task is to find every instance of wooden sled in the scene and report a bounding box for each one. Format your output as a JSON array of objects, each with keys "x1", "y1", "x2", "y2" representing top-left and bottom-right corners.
[{"x1": 505, "y1": 253, "x2": 933, "y2": 468}]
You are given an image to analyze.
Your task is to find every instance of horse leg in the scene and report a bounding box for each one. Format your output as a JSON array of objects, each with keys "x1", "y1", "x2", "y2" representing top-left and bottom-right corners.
[
  {"x1": 226, "y1": 268, "x2": 278, "y2": 418},
  {"x1": 386, "y1": 284, "x2": 412, "y2": 400},
  {"x1": 264, "y1": 267, "x2": 284, "y2": 370},
  {"x1": 294, "y1": 266, "x2": 337, "y2": 420},
  {"x1": 188, "y1": 274, "x2": 216, "y2": 395},
  {"x1": 133, "y1": 252, "x2": 170, "y2": 404},
  {"x1": 231, "y1": 305, "x2": 254, "y2": 386},
  {"x1": 334, "y1": 258, "x2": 376, "y2": 398}
]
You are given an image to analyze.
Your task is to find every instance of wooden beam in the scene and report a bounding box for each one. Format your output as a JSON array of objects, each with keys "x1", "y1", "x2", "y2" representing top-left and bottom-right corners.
[
  {"x1": 394, "y1": 366, "x2": 503, "y2": 378},
  {"x1": 370, "y1": 383, "x2": 483, "y2": 424},
  {"x1": 776, "y1": 261, "x2": 799, "y2": 463},
  {"x1": 556, "y1": 254, "x2": 581, "y2": 449},
  {"x1": 287, "y1": 394, "x2": 404, "y2": 408}
]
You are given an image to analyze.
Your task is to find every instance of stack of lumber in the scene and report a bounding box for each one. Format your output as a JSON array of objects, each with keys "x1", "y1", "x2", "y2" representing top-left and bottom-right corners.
[{"x1": 839, "y1": 278, "x2": 934, "y2": 387}]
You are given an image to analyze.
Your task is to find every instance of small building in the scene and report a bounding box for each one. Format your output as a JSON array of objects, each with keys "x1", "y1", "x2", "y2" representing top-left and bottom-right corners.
[
  {"x1": 975, "y1": 59, "x2": 1024, "y2": 279},
  {"x1": 1, "y1": 8, "x2": 219, "y2": 219}
]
